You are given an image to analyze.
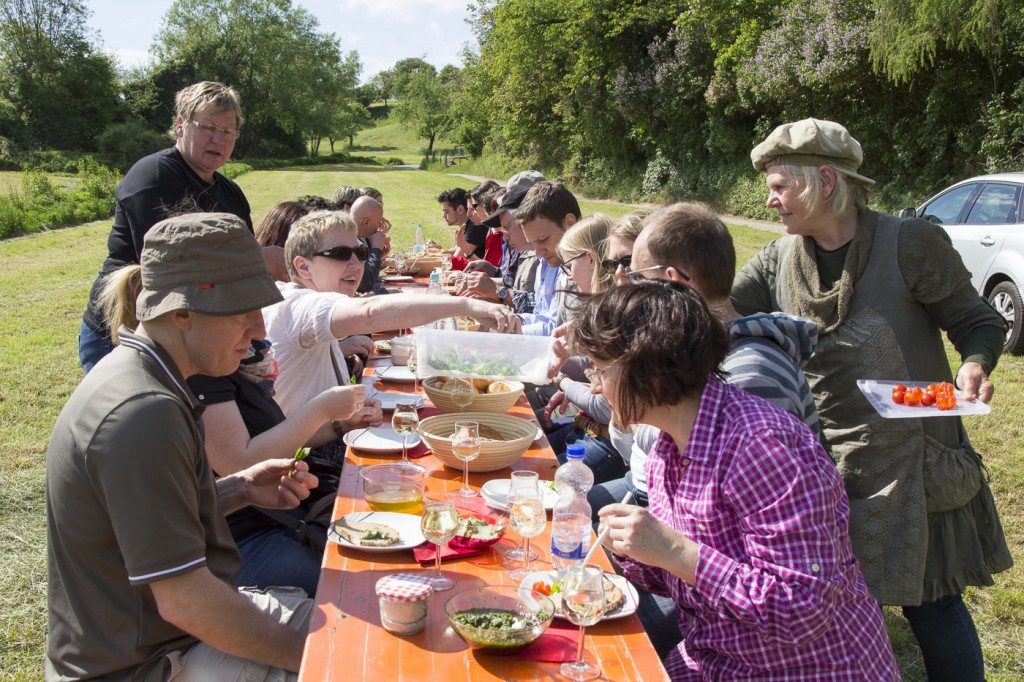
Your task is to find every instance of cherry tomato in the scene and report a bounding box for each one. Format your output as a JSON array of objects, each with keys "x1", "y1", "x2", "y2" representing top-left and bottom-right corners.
[
  {"x1": 531, "y1": 581, "x2": 552, "y2": 596},
  {"x1": 921, "y1": 392, "x2": 936, "y2": 407},
  {"x1": 905, "y1": 386, "x2": 923, "y2": 406},
  {"x1": 895, "y1": 384, "x2": 908, "y2": 393},
  {"x1": 892, "y1": 387, "x2": 906, "y2": 404}
]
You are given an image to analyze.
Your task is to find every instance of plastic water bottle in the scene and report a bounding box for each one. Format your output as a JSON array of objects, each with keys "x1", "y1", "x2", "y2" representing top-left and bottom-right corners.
[
  {"x1": 413, "y1": 223, "x2": 425, "y2": 254},
  {"x1": 425, "y1": 271, "x2": 444, "y2": 297},
  {"x1": 550, "y1": 443, "x2": 594, "y2": 575}
]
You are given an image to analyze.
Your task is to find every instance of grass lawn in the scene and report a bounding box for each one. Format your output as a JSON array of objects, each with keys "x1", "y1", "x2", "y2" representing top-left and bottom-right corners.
[
  {"x1": 1, "y1": 165, "x2": 1021, "y2": 680},
  {"x1": 0, "y1": 171, "x2": 81, "y2": 197},
  {"x1": 336, "y1": 120, "x2": 460, "y2": 167}
]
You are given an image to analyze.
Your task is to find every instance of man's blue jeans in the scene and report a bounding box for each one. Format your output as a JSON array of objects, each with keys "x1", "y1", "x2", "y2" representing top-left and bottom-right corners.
[
  {"x1": 548, "y1": 425, "x2": 628, "y2": 485},
  {"x1": 78, "y1": 322, "x2": 115, "y2": 373}
]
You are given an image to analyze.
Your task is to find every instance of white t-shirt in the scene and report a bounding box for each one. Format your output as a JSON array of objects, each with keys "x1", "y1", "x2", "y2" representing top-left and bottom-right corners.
[{"x1": 263, "y1": 282, "x2": 351, "y2": 416}]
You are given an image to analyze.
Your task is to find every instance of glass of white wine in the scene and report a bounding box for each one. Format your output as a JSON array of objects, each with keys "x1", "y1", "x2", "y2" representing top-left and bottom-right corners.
[
  {"x1": 559, "y1": 564, "x2": 606, "y2": 681},
  {"x1": 392, "y1": 252, "x2": 406, "y2": 275},
  {"x1": 420, "y1": 491, "x2": 458, "y2": 591},
  {"x1": 450, "y1": 377, "x2": 476, "y2": 413},
  {"x1": 508, "y1": 485, "x2": 546, "y2": 580},
  {"x1": 451, "y1": 421, "x2": 481, "y2": 498},
  {"x1": 406, "y1": 341, "x2": 419, "y2": 393},
  {"x1": 391, "y1": 400, "x2": 419, "y2": 463},
  {"x1": 505, "y1": 471, "x2": 539, "y2": 562},
  {"x1": 441, "y1": 252, "x2": 453, "y2": 280}
]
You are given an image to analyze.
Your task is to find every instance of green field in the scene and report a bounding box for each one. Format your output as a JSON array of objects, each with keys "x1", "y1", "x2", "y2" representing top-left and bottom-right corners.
[
  {"x1": 0, "y1": 164, "x2": 1021, "y2": 680},
  {"x1": 338, "y1": 119, "x2": 460, "y2": 166},
  {"x1": 0, "y1": 171, "x2": 80, "y2": 197}
]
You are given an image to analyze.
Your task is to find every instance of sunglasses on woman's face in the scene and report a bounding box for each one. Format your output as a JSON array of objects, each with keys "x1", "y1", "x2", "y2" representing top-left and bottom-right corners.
[
  {"x1": 601, "y1": 255, "x2": 631, "y2": 275},
  {"x1": 313, "y1": 245, "x2": 369, "y2": 262}
]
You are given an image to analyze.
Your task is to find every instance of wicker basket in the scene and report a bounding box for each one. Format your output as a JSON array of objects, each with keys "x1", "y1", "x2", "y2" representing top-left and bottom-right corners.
[
  {"x1": 422, "y1": 377, "x2": 524, "y2": 414},
  {"x1": 418, "y1": 412, "x2": 536, "y2": 472},
  {"x1": 403, "y1": 255, "x2": 443, "y2": 275}
]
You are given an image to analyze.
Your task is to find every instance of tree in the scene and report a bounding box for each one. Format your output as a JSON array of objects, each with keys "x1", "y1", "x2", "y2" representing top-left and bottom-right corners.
[
  {"x1": 392, "y1": 68, "x2": 451, "y2": 153},
  {"x1": 153, "y1": 0, "x2": 362, "y2": 157},
  {"x1": 0, "y1": 0, "x2": 119, "y2": 149}
]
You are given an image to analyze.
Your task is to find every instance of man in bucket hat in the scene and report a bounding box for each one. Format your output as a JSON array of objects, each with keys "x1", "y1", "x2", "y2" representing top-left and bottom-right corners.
[{"x1": 46, "y1": 213, "x2": 319, "y2": 681}]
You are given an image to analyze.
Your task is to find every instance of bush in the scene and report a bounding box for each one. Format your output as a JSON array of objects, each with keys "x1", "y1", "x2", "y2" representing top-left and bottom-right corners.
[
  {"x1": 98, "y1": 121, "x2": 169, "y2": 170},
  {"x1": 220, "y1": 162, "x2": 254, "y2": 180},
  {"x1": 0, "y1": 158, "x2": 120, "y2": 239},
  {"x1": 384, "y1": 157, "x2": 406, "y2": 166}
]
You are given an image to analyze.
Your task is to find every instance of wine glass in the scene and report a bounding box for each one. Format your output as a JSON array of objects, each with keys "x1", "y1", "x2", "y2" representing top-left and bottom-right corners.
[
  {"x1": 391, "y1": 400, "x2": 419, "y2": 462},
  {"x1": 420, "y1": 491, "x2": 458, "y2": 591},
  {"x1": 440, "y1": 252, "x2": 453, "y2": 282},
  {"x1": 450, "y1": 377, "x2": 476, "y2": 413},
  {"x1": 406, "y1": 343, "x2": 419, "y2": 393},
  {"x1": 451, "y1": 421, "x2": 481, "y2": 498},
  {"x1": 508, "y1": 485, "x2": 546, "y2": 580},
  {"x1": 505, "y1": 471, "x2": 539, "y2": 562},
  {"x1": 392, "y1": 251, "x2": 406, "y2": 275},
  {"x1": 560, "y1": 564, "x2": 606, "y2": 681}
]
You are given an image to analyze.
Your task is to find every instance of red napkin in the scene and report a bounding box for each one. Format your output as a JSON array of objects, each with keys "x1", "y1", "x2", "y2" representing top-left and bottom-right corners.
[
  {"x1": 413, "y1": 541, "x2": 484, "y2": 564},
  {"x1": 503, "y1": 621, "x2": 580, "y2": 662}
]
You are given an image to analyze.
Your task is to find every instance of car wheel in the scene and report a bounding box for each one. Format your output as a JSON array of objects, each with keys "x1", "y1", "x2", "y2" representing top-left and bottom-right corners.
[{"x1": 989, "y1": 281, "x2": 1024, "y2": 355}]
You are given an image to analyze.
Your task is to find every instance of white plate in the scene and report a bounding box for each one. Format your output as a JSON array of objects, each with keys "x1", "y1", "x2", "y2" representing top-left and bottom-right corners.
[
  {"x1": 373, "y1": 392, "x2": 425, "y2": 411},
  {"x1": 383, "y1": 275, "x2": 414, "y2": 282},
  {"x1": 518, "y1": 571, "x2": 639, "y2": 621},
  {"x1": 856, "y1": 380, "x2": 991, "y2": 419},
  {"x1": 343, "y1": 426, "x2": 422, "y2": 453},
  {"x1": 328, "y1": 512, "x2": 426, "y2": 553},
  {"x1": 480, "y1": 478, "x2": 560, "y2": 511},
  {"x1": 375, "y1": 366, "x2": 418, "y2": 383}
]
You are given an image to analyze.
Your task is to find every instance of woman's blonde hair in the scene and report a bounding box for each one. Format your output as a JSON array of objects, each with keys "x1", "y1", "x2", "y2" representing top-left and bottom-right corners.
[
  {"x1": 610, "y1": 209, "x2": 650, "y2": 242},
  {"x1": 778, "y1": 164, "x2": 869, "y2": 218},
  {"x1": 98, "y1": 265, "x2": 143, "y2": 344},
  {"x1": 284, "y1": 210, "x2": 359, "y2": 281},
  {"x1": 558, "y1": 213, "x2": 614, "y2": 293}
]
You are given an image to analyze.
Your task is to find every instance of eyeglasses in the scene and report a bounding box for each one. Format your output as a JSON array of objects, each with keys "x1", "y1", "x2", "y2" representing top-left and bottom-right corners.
[
  {"x1": 625, "y1": 264, "x2": 690, "y2": 282},
  {"x1": 313, "y1": 245, "x2": 369, "y2": 262},
  {"x1": 558, "y1": 253, "x2": 587, "y2": 276},
  {"x1": 583, "y1": 359, "x2": 617, "y2": 384},
  {"x1": 601, "y1": 255, "x2": 631, "y2": 275},
  {"x1": 189, "y1": 120, "x2": 241, "y2": 139}
]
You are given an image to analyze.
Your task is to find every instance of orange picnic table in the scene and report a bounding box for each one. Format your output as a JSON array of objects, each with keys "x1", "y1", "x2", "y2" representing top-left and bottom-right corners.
[{"x1": 298, "y1": 298, "x2": 668, "y2": 680}]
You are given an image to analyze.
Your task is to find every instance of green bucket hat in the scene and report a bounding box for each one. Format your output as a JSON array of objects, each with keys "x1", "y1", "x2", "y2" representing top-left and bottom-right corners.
[
  {"x1": 136, "y1": 212, "x2": 283, "y2": 322},
  {"x1": 751, "y1": 118, "x2": 875, "y2": 186}
]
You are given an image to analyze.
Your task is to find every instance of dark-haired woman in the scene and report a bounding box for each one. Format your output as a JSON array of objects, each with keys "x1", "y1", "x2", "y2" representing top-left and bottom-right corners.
[{"x1": 583, "y1": 280, "x2": 898, "y2": 681}]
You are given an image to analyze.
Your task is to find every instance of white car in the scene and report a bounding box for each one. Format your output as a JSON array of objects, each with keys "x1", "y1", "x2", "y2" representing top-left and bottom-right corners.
[{"x1": 902, "y1": 173, "x2": 1023, "y2": 354}]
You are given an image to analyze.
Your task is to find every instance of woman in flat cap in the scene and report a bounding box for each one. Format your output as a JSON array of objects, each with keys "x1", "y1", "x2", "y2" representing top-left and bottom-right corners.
[{"x1": 731, "y1": 118, "x2": 1011, "y2": 681}]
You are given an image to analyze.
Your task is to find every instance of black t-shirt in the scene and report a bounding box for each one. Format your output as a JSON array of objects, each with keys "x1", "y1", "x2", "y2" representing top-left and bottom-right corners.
[
  {"x1": 464, "y1": 219, "x2": 488, "y2": 259},
  {"x1": 82, "y1": 146, "x2": 253, "y2": 333},
  {"x1": 186, "y1": 372, "x2": 287, "y2": 541}
]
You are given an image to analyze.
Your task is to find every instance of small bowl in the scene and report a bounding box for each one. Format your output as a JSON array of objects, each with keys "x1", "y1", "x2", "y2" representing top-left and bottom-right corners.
[
  {"x1": 445, "y1": 585, "x2": 554, "y2": 652},
  {"x1": 449, "y1": 511, "x2": 507, "y2": 551},
  {"x1": 358, "y1": 462, "x2": 429, "y2": 514},
  {"x1": 422, "y1": 377, "x2": 524, "y2": 414}
]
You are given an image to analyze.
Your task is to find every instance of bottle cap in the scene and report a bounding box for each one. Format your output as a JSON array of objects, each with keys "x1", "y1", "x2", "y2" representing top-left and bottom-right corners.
[
  {"x1": 429, "y1": 272, "x2": 440, "y2": 282},
  {"x1": 566, "y1": 443, "x2": 585, "y2": 460}
]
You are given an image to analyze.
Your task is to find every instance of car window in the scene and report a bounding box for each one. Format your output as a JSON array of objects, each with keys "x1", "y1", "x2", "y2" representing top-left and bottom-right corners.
[
  {"x1": 921, "y1": 184, "x2": 979, "y2": 224},
  {"x1": 965, "y1": 184, "x2": 1019, "y2": 225}
]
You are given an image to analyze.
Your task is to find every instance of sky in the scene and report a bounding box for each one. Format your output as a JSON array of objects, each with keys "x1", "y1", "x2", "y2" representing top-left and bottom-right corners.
[{"x1": 85, "y1": 0, "x2": 479, "y2": 81}]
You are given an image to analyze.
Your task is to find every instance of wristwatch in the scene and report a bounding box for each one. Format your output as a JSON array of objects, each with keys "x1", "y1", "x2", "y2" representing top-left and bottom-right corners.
[{"x1": 496, "y1": 287, "x2": 510, "y2": 304}]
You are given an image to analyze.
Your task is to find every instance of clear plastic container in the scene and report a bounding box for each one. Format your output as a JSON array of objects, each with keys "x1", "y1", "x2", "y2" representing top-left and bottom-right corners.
[
  {"x1": 376, "y1": 573, "x2": 433, "y2": 635},
  {"x1": 413, "y1": 327, "x2": 554, "y2": 384}
]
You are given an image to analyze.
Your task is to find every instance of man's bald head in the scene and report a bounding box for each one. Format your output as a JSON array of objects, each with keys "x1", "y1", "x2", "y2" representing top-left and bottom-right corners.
[{"x1": 351, "y1": 196, "x2": 384, "y2": 237}]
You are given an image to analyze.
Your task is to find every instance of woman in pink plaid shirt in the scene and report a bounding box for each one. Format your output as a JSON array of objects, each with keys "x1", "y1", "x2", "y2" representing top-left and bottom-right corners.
[{"x1": 580, "y1": 280, "x2": 899, "y2": 681}]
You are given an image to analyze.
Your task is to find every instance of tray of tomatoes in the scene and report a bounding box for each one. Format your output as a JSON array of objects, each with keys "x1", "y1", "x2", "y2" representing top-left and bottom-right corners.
[{"x1": 857, "y1": 380, "x2": 991, "y2": 419}]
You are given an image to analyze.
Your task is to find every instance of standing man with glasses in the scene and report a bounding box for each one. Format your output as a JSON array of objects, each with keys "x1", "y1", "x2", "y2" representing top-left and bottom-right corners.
[{"x1": 79, "y1": 81, "x2": 253, "y2": 373}]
